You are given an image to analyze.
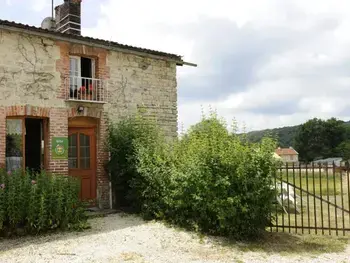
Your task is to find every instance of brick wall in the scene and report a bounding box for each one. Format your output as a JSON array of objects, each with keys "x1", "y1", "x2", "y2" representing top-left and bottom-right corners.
[
  {"x1": 96, "y1": 112, "x2": 110, "y2": 209},
  {"x1": 48, "y1": 108, "x2": 69, "y2": 175}
]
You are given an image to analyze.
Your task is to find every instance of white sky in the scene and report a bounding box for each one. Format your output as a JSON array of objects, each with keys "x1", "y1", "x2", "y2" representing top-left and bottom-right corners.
[{"x1": 2, "y1": 0, "x2": 350, "y2": 132}]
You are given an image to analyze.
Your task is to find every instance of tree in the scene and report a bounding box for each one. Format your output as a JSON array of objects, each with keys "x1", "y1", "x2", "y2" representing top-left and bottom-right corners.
[
  {"x1": 335, "y1": 141, "x2": 350, "y2": 161},
  {"x1": 294, "y1": 118, "x2": 326, "y2": 162},
  {"x1": 323, "y1": 118, "x2": 347, "y2": 156},
  {"x1": 294, "y1": 118, "x2": 347, "y2": 162}
]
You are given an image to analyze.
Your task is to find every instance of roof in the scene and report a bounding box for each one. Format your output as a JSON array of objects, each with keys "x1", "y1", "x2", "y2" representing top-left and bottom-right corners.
[
  {"x1": 0, "y1": 19, "x2": 188, "y2": 64},
  {"x1": 313, "y1": 157, "x2": 343, "y2": 163},
  {"x1": 275, "y1": 147, "x2": 298, "y2": 156}
]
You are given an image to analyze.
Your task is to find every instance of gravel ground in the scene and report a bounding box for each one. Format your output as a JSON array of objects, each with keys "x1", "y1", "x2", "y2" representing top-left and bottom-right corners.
[{"x1": 0, "y1": 214, "x2": 349, "y2": 263}]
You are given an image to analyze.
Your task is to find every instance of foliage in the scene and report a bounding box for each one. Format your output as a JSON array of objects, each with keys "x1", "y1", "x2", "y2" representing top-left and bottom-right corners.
[
  {"x1": 0, "y1": 170, "x2": 87, "y2": 236},
  {"x1": 108, "y1": 113, "x2": 278, "y2": 239},
  {"x1": 294, "y1": 118, "x2": 350, "y2": 162},
  {"x1": 335, "y1": 140, "x2": 350, "y2": 161},
  {"x1": 243, "y1": 118, "x2": 350, "y2": 162},
  {"x1": 107, "y1": 115, "x2": 164, "y2": 210}
]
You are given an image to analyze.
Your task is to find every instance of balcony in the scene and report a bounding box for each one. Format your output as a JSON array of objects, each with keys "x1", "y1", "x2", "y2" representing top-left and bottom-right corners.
[{"x1": 65, "y1": 76, "x2": 107, "y2": 103}]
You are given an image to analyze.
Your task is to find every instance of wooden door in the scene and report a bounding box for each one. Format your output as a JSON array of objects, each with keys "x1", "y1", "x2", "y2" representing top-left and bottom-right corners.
[{"x1": 68, "y1": 127, "x2": 96, "y2": 201}]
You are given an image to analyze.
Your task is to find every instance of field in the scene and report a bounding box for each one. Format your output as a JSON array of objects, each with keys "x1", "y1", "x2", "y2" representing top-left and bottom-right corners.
[{"x1": 271, "y1": 167, "x2": 350, "y2": 236}]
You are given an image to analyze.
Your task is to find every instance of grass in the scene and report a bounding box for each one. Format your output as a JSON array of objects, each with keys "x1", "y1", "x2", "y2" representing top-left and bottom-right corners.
[
  {"x1": 219, "y1": 232, "x2": 349, "y2": 255},
  {"x1": 280, "y1": 170, "x2": 347, "y2": 196},
  {"x1": 272, "y1": 169, "x2": 350, "y2": 236}
]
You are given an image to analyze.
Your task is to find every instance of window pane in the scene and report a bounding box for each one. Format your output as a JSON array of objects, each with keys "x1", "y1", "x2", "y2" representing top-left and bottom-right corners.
[
  {"x1": 69, "y1": 58, "x2": 79, "y2": 75},
  {"x1": 68, "y1": 133, "x2": 77, "y2": 168},
  {"x1": 79, "y1": 133, "x2": 90, "y2": 169},
  {"x1": 6, "y1": 119, "x2": 23, "y2": 172}
]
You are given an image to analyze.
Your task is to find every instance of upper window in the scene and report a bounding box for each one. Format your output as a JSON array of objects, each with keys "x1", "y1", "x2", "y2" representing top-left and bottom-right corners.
[
  {"x1": 69, "y1": 56, "x2": 96, "y2": 100},
  {"x1": 69, "y1": 56, "x2": 95, "y2": 79}
]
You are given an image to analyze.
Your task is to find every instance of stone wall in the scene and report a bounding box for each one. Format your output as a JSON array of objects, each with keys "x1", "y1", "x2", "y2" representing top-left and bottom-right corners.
[
  {"x1": 0, "y1": 28, "x2": 179, "y2": 208},
  {"x1": 0, "y1": 30, "x2": 62, "y2": 107},
  {"x1": 106, "y1": 52, "x2": 178, "y2": 138}
]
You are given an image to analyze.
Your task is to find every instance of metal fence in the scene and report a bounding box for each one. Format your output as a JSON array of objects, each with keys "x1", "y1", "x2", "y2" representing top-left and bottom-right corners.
[{"x1": 270, "y1": 163, "x2": 350, "y2": 235}]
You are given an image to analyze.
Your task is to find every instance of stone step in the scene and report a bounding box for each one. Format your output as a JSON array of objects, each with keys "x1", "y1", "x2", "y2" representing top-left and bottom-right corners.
[{"x1": 85, "y1": 208, "x2": 119, "y2": 218}]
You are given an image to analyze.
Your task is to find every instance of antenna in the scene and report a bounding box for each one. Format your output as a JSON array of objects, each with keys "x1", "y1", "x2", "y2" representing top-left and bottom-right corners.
[
  {"x1": 52, "y1": 0, "x2": 54, "y2": 19},
  {"x1": 40, "y1": 0, "x2": 56, "y2": 30}
]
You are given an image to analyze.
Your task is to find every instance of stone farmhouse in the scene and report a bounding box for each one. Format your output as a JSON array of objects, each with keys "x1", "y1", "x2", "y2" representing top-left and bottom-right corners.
[
  {"x1": 275, "y1": 147, "x2": 299, "y2": 166},
  {"x1": 0, "y1": 0, "x2": 194, "y2": 208}
]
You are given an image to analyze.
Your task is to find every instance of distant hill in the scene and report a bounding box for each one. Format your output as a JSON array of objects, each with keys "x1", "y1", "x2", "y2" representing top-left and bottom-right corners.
[
  {"x1": 243, "y1": 121, "x2": 350, "y2": 148},
  {"x1": 244, "y1": 125, "x2": 300, "y2": 148}
]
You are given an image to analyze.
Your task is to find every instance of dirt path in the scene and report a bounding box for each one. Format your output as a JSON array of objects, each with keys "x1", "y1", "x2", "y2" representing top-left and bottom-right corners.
[{"x1": 0, "y1": 214, "x2": 349, "y2": 263}]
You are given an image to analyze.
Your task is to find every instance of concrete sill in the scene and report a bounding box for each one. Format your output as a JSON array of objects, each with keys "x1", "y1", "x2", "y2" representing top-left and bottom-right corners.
[{"x1": 66, "y1": 99, "x2": 107, "y2": 104}]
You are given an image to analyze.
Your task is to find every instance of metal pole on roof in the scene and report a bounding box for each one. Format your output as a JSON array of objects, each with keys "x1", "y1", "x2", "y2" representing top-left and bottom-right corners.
[{"x1": 52, "y1": 0, "x2": 54, "y2": 19}]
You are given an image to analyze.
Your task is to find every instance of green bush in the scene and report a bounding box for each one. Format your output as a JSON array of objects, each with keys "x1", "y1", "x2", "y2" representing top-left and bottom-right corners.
[
  {"x1": 107, "y1": 115, "x2": 164, "y2": 210},
  {"x1": 108, "y1": 113, "x2": 277, "y2": 239},
  {"x1": 0, "y1": 170, "x2": 87, "y2": 236}
]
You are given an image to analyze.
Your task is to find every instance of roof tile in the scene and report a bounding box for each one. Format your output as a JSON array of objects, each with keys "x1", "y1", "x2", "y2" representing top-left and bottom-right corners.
[
  {"x1": 275, "y1": 148, "x2": 298, "y2": 155},
  {"x1": 0, "y1": 19, "x2": 183, "y2": 61}
]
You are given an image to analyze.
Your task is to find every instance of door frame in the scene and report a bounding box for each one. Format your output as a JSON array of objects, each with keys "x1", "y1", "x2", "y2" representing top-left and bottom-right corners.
[
  {"x1": 68, "y1": 117, "x2": 98, "y2": 201},
  {"x1": 5, "y1": 116, "x2": 48, "y2": 171}
]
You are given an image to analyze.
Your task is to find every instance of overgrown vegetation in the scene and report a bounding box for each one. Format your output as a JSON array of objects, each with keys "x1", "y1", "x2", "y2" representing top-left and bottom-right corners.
[
  {"x1": 243, "y1": 118, "x2": 350, "y2": 162},
  {"x1": 108, "y1": 113, "x2": 278, "y2": 239},
  {"x1": 0, "y1": 170, "x2": 87, "y2": 236}
]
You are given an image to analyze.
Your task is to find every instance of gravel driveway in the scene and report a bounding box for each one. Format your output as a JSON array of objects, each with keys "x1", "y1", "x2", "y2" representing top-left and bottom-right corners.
[{"x1": 0, "y1": 213, "x2": 349, "y2": 263}]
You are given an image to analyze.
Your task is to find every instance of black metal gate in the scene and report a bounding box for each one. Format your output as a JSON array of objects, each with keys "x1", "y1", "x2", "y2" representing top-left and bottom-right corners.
[{"x1": 270, "y1": 163, "x2": 350, "y2": 235}]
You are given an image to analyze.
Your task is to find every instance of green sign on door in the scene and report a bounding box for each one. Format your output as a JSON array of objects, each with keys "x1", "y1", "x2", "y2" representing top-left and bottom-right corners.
[{"x1": 52, "y1": 137, "x2": 68, "y2": 159}]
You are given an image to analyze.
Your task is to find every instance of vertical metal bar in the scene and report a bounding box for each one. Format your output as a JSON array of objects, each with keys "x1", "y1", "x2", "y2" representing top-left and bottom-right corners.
[
  {"x1": 75, "y1": 76, "x2": 78, "y2": 100},
  {"x1": 319, "y1": 163, "x2": 324, "y2": 235},
  {"x1": 270, "y1": 170, "x2": 273, "y2": 233},
  {"x1": 89, "y1": 79, "x2": 94, "y2": 100},
  {"x1": 299, "y1": 163, "x2": 304, "y2": 234},
  {"x1": 340, "y1": 165, "x2": 345, "y2": 236},
  {"x1": 281, "y1": 167, "x2": 285, "y2": 232},
  {"x1": 85, "y1": 78, "x2": 87, "y2": 100},
  {"x1": 333, "y1": 162, "x2": 338, "y2": 236},
  {"x1": 347, "y1": 167, "x2": 350, "y2": 231},
  {"x1": 306, "y1": 163, "x2": 311, "y2": 234},
  {"x1": 326, "y1": 164, "x2": 331, "y2": 235},
  {"x1": 293, "y1": 163, "x2": 297, "y2": 233},
  {"x1": 275, "y1": 167, "x2": 278, "y2": 232},
  {"x1": 312, "y1": 162, "x2": 317, "y2": 234},
  {"x1": 92, "y1": 79, "x2": 97, "y2": 101},
  {"x1": 286, "y1": 163, "x2": 291, "y2": 233},
  {"x1": 73, "y1": 76, "x2": 76, "y2": 100}
]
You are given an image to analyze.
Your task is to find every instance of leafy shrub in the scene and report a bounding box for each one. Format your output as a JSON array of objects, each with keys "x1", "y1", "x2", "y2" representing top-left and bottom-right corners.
[
  {"x1": 0, "y1": 170, "x2": 87, "y2": 236},
  {"x1": 107, "y1": 115, "x2": 164, "y2": 210},
  {"x1": 108, "y1": 113, "x2": 277, "y2": 239}
]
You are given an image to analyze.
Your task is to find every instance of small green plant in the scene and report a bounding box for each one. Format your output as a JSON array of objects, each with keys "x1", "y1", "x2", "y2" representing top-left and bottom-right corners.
[{"x1": 0, "y1": 170, "x2": 87, "y2": 236}]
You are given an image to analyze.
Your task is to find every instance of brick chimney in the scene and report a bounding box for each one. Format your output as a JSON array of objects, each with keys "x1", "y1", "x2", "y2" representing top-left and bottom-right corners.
[{"x1": 55, "y1": 0, "x2": 82, "y2": 35}]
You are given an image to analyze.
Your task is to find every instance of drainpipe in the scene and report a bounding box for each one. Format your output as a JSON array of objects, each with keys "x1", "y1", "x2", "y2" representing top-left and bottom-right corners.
[{"x1": 108, "y1": 152, "x2": 112, "y2": 209}]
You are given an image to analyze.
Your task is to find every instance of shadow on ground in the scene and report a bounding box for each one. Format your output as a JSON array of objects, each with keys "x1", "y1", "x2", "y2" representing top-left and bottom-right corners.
[
  {"x1": 0, "y1": 212, "x2": 144, "y2": 253},
  {"x1": 217, "y1": 232, "x2": 350, "y2": 255}
]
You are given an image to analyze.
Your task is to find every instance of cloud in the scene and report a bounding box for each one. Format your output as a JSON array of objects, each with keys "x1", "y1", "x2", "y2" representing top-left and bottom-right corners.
[{"x1": 4, "y1": 0, "x2": 350, "y2": 132}]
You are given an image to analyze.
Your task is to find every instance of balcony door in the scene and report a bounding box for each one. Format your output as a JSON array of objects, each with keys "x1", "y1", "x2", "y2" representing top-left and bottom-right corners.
[
  {"x1": 68, "y1": 127, "x2": 96, "y2": 202},
  {"x1": 69, "y1": 56, "x2": 95, "y2": 100}
]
